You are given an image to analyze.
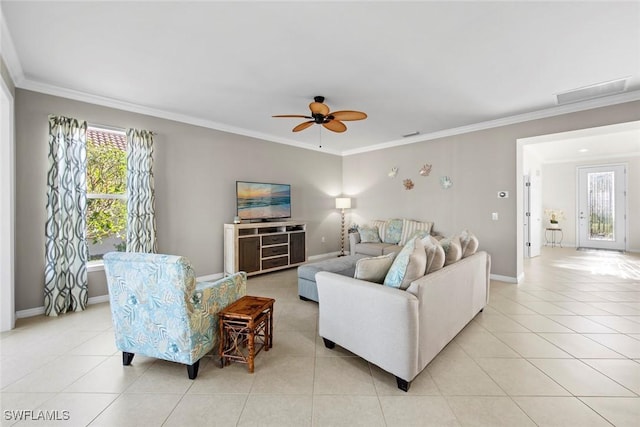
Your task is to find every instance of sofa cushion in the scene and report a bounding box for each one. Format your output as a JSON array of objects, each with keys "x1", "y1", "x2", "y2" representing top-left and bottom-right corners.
[
  {"x1": 440, "y1": 236, "x2": 462, "y2": 266},
  {"x1": 354, "y1": 253, "x2": 396, "y2": 284},
  {"x1": 400, "y1": 219, "x2": 434, "y2": 245},
  {"x1": 422, "y1": 235, "x2": 446, "y2": 274},
  {"x1": 383, "y1": 219, "x2": 403, "y2": 244},
  {"x1": 372, "y1": 220, "x2": 387, "y2": 242},
  {"x1": 459, "y1": 230, "x2": 479, "y2": 258},
  {"x1": 298, "y1": 254, "x2": 367, "y2": 282},
  {"x1": 358, "y1": 225, "x2": 381, "y2": 243},
  {"x1": 354, "y1": 242, "x2": 396, "y2": 256},
  {"x1": 383, "y1": 236, "x2": 427, "y2": 290}
]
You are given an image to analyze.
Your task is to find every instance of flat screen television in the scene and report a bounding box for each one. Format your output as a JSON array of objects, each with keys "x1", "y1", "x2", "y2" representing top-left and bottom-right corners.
[{"x1": 236, "y1": 181, "x2": 291, "y2": 221}]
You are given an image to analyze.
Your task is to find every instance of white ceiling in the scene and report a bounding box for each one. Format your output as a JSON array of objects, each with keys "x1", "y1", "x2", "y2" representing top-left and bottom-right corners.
[
  {"x1": 2, "y1": 1, "x2": 640, "y2": 156},
  {"x1": 524, "y1": 121, "x2": 640, "y2": 164}
]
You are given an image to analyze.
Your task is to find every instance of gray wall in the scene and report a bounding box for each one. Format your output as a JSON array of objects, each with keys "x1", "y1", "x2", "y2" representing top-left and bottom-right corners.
[
  {"x1": 343, "y1": 101, "x2": 640, "y2": 280},
  {"x1": 15, "y1": 89, "x2": 343, "y2": 311},
  {"x1": 14, "y1": 88, "x2": 640, "y2": 310}
]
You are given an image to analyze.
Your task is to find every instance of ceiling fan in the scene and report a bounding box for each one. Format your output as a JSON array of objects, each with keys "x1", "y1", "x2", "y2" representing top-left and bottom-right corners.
[{"x1": 273, "y1": 96, "x2": 367, "y2": 133}]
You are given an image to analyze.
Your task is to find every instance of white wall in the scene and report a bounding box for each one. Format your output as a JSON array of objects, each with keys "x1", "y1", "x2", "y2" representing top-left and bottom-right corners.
[
  {"x1": 0, "y1": 69, "x2": 15, "y2": 331},
  {"x1": 542, "y1": 156, "x2": 640, "y2": 251}
]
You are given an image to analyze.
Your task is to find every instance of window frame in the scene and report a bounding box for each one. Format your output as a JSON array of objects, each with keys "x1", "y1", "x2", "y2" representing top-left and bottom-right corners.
[{"x1": 86, "y1": 125, "x2": 128, "y2": 268}]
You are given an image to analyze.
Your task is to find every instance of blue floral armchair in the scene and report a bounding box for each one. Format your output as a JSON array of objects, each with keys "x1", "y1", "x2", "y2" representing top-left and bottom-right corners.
[{"x1": 103, "y1": 252, "x2": 246, "y2": 379}]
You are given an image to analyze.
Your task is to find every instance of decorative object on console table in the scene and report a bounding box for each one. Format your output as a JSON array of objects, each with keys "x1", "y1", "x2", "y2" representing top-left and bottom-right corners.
[
  {"x1": 335, "y1": 198, "x2": 351, "y2": 257},
  {"x1": 544, "y1": 208, "x2": 565, "y2": 228}
]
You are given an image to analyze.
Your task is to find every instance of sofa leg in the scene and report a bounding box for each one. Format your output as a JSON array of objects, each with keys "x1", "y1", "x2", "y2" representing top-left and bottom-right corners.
[
  {"x1": 122, "y1": 352, "x2": 134, "y2": 366},
  {"x1": 396, "y1": 377, "x2": 410, "y2": 392},
  {"x1": 322, "y1": 338, "x2": 335, "y2": 349},
  {"x1": 187, "y1": 360, "x2": 200, "y2": 380}
]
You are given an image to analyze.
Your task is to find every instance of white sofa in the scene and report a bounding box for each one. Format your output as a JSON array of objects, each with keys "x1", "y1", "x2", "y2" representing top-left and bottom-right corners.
[
  {"x1": 349, "y1": 218, "x2": 435, "y2": 256},
  {"x1": 316, "y1": 250, "x2": 490, "y2": 392}
]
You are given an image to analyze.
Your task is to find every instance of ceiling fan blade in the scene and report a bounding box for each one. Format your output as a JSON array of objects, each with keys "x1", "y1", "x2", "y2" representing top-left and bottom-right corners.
[
  {"x1": 309, "y1": 102, "x2": 330, "y2": 116},
  {"x1": 323, "y1": 120, "x2": 347, "y2": 133},
  {"x1": 330, "y1": 110, "x2": 368, "y2": 121},
  {"x1": 272, "y1": 114, "x2": 312, "y2": 119},
  {"x1": 292, "y1": 121, "x2": 315, "y2": 132}
]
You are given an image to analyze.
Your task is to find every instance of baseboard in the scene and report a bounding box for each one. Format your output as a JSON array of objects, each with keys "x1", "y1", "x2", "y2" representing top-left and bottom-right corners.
[
  {"x1": 16, "y1": 294, "x2": 111, "y2": 319},
  {"x1": 490, "y1": 273, "x2": 519, "y2": 284},
  {"x1": 308, "y1": 251, "x2": 341, "y2": 261}
]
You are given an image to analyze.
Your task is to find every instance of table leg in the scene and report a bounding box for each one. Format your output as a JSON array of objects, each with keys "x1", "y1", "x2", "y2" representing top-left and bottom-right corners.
[
  {"x1": 218, "y1": 317, "x2": 225, "y2": 368},
  {"x1": 248, "y1": 320, "x2": 255, "y2": 373}
]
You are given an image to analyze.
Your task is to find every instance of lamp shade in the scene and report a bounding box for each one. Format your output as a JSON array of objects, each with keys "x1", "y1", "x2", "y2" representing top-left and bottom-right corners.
[{"x1": 335, "y1": 197, "x2": 351, "y2": 209}]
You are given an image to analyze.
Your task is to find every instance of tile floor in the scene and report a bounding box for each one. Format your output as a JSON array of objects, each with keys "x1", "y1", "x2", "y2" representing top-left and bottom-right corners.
[{"x1": 1, "y1": 247, "x2": 639, "y2": 426}]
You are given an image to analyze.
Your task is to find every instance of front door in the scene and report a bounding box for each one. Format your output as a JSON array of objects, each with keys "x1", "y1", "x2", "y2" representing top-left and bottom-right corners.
[{"x1": 577, "y1": 164, "x2": 627, "y2": 251}]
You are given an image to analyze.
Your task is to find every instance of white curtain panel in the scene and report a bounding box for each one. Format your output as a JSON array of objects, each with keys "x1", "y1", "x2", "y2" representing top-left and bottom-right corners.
[
  {"x1": 44, "y1": 116, "x2": 89, "y2": 316},
  {"x1": 126, "y1": 129, "x2": 157, "y2": 253}
]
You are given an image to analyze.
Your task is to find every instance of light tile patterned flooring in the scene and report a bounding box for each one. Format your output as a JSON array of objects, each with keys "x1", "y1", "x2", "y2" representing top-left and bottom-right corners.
[{"x1": 1, "y1": 247, "x2": 640, "y2": 426}]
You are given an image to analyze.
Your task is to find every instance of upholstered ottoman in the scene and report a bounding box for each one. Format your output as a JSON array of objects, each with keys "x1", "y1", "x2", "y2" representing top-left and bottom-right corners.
[{"x1": 297, "y1": 255, "x2": 367, "y2": 302}]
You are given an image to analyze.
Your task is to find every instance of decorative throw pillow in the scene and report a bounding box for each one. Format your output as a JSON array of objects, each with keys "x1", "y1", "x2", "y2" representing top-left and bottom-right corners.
[
  {"x1": 384, "y1": 219, "x2": 403, "y2": 244},
  {"x1": 358, "y1": 225, "x2": 381, "y2": 243},
  {"x1": 459, "y1": 230, "x2": 479, "y2": 258},
  {"x1": 372, "y1": 220, "x2": 387, "y2": 242},
  {"x1": 421, "y1": 235, "x2": 445, "y2": 274},
  {"x1": 439, "y1": 236, "x2": 462, "y2": 266},
  {"x1": 383, "y1": 236, "x2": 427, "y2": 290},
  {"x1": 354, "y1": 253, "x2": 396, "y2": 284},
  {"x1": 400, "y1": 219, "x2": 434, "y2": 245}
]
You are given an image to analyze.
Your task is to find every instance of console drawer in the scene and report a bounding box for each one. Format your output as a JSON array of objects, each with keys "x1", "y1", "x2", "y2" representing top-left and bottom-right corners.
[
  {"x1": 262, "y1": 234, "x2": 288, "y2": 245},
  {"x1": 262, "y1": 245, "x2": 288, "y2": 258},
  {"x1": 262, "y1": 256, "x2": 288, "y2": 270}
]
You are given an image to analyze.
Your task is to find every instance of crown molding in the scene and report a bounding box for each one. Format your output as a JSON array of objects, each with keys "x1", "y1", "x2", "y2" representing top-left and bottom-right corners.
[
  {"x1": 13, "y1": 73, "x2": 640, "y2": 159},
  {"x1": 0, "y1": 8, "x2": 24, "y2": 87},
  {"x1": 18, "y1": 78, "x2": 342, "y2": 156},
  {"x1": 342, "y1": 90, "x2": 640, "y2": 156}
]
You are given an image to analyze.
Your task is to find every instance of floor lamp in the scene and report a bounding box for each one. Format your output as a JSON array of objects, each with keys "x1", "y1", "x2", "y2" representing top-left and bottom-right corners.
[{"x1": 335, "y1": 197, "x2": 351, "y2": 257}]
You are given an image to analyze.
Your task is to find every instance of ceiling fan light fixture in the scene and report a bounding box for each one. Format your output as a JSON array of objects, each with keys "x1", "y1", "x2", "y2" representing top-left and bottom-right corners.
[
  {"x1": 273, "y1": 96, "x2": 367, "y2": 133},
  {"x1": 555, "y1": 77, "x2": 629, "y2": 105}
]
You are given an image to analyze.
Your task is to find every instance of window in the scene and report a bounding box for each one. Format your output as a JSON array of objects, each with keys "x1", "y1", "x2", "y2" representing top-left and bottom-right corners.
[{"x1": 86, "y1": 126, "x2": 127, "y2": 261}]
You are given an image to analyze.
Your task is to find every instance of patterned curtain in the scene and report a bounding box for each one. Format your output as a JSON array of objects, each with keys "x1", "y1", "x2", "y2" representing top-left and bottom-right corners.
[
  {"x1": 44, "y1": 116, "x2": 89, "y2": 316},
  {"x1": 126, "y1": 129, "x2": 157, "y2": 253}
]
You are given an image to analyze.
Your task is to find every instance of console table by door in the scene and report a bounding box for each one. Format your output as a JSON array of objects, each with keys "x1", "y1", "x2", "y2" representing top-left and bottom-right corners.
[{"x1": 545, "y1": 228, "x2": 563, "y2": 248}]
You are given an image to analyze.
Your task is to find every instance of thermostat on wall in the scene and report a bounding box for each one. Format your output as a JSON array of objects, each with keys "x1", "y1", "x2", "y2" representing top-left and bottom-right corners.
[{"x1": 498, "y1": 191, "x2": 509, "y2": 198}]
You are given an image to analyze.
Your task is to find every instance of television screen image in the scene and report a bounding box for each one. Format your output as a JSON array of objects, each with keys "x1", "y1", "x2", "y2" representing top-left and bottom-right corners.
[{"x1": 236, "y1": 181, "x2": 291, "y2": 221}]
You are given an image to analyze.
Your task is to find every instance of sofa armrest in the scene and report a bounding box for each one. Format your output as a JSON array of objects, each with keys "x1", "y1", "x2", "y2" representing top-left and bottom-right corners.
[
  {"x1": 316, "y1": 271, "x2": 420, "y2": 381},
  {"x1": 189, "y1": 272, "x2": 247, "y2": 356},
  {"x1": 348, "y1": 232, "x2": 361, "y2": 255}
]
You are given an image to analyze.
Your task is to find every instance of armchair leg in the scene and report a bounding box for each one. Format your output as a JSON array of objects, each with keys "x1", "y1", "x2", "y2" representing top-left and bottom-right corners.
[
  {"x1": 122, "y1": 352, "x2": 135, "y2": 366},
  {"x1": 396, "y1": 377, "x2": 410, "y2": 392},
  {"x1": 187, "y1": 360, "x2": 200, "y2": 380},
  {"x1": 322, "y1": 338, "x2": 335, "y2": 349}
]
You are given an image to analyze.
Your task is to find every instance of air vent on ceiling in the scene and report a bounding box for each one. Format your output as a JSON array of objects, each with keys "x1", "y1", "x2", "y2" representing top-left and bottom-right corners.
[{"x1": 555, "y1": 78, "x2": 628, "y2": 105}]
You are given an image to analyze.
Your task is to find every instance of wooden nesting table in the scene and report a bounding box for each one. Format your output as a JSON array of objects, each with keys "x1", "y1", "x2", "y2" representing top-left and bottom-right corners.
[{"x1": 218, "y1": 295, "x2": 275, "y2": 373}]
